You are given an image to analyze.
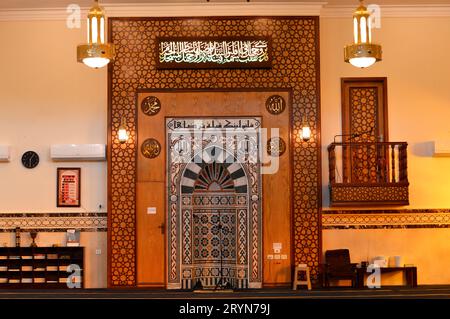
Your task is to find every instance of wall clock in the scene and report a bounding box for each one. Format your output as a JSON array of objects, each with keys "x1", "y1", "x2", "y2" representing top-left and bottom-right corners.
[{"x1": 21, "y1": 151, "x2": 40, "y2": 169}]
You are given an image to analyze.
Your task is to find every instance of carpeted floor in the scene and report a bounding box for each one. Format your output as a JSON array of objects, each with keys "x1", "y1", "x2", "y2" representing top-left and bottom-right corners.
[{"x1": 0, "y1": 285, "x2": 449, "y2": 299}]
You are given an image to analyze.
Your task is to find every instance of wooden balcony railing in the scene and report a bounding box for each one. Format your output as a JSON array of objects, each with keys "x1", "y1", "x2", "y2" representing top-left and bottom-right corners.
[{"x1": 327, "y1": 142, "x2": 409, "y2": 206}]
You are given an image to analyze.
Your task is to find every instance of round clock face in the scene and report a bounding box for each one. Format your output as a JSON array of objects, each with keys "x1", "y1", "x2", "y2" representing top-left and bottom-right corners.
[{"x1": 21, "y1": 151, "x2": 40, "y2": 169}]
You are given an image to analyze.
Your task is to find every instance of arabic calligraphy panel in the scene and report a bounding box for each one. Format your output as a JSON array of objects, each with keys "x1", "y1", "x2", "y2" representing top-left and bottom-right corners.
[{"x1": 157, "y1": 37, "x2": 272, "y2": 69}]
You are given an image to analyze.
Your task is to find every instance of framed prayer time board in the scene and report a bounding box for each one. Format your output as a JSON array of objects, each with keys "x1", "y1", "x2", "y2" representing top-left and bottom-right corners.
[{"x1": 57, "y1": 168, "x2": 81, "y2": 207}]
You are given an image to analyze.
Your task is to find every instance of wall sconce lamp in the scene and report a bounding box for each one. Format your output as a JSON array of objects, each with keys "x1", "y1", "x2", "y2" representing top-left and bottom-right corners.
[
  {"x1": 344, "y1": 0, "x2": 382, "y2": 68},
  {"x1": 77, "y1": 0, "x2": 115, "y2": 69},
  {"x1": 300, "y1": 115, "x2": 311, "y2": 142},
  {"x1": 118, "y1": 117, "x2": 129, "y2": 144}
]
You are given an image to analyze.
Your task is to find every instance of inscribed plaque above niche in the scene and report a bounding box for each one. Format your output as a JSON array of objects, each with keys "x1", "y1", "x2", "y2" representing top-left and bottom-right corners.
[{"x1": 157, "y1": 37, "x2": 272, "y2": 69}]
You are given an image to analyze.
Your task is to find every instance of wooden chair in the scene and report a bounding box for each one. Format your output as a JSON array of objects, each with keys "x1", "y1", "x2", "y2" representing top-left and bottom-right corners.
[
  {"x1": 292, "y1": 264, "x2": 312, "y2": 290},
  {"x1": 322, "y1": 249, "x2": 358, "y2": 288}
]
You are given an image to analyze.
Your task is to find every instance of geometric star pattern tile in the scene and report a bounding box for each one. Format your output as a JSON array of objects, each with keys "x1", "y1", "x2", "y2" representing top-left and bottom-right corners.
[
  {"x1": 322, "y1": 209, "x2": 450, "y2": 229},
  {"x1": 0, "y1": 212, "x2": 107, "y2": 232}
]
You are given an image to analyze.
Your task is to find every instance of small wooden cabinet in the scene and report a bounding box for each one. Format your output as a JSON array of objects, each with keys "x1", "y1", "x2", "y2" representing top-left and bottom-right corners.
[{"x1": 0, "y1": 247, "x2": 84, "y2": 289}]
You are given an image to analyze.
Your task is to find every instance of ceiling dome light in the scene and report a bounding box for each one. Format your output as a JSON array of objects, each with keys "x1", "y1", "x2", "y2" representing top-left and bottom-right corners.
[
  {"x1": 344, "y1": 0, "x2": 382, "y2": 68},
  {"x1": 77, "y1": 0, "x2": 115, "y2": 69},
  {"x1": 82, "y1": 57, "x2": 111, "y2": 69}
]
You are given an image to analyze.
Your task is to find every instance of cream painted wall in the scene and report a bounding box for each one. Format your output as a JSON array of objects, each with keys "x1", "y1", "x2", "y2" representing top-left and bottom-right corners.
[
  {"x1": 0, "y1": 20, "x2": 107, "y2": 288},
  {"x1": 321, "y1": 17, "x2": 450, "y2": 285},
  {"x1": 320, "y1": 16, "x2": 450, "y2": 209},
  {"x1": 323, "y1": 229, "x2": 450, "y2": 285}
]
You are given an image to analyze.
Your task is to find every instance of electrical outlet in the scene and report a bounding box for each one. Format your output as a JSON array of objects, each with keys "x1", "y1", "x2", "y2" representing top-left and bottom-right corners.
[
  {"x1": 273, "y1": 243, "x2": 282, "y2": 254},
  {"x1": 96, "y1": 249, "x2": 102, "y2": 255}
]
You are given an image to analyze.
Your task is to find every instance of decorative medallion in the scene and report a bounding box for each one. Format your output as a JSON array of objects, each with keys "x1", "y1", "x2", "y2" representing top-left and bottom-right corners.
[
  {"x1": 141, "y1": 138, "x2": 161, "y2": 159},
  {"x1": 141, "y1": 96, "x2": 161, "y2": 116},
  {"x1": 267, "y1": 137, "x2": 286, "y2": 157},
  {"x1": 265, "y1": 95, "x2": 286, "y2": 115}
]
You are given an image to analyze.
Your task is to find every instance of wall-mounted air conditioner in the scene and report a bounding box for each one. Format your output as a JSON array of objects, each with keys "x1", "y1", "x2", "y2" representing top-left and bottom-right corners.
[
  {"x1": 0, "y1": 145, "x2": 10, "y2": 162},
  {"x1": 50, "y1": 144, "x2": 106, "y2": 161},
  {"x1": 433, "y1": 141, "x2": 450, "y2": 157}
]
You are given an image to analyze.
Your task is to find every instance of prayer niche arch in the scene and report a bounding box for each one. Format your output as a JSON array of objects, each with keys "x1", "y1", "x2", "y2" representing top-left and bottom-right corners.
[{"x1": 167, "y1": 118, "x2": 262, "y2": 289}]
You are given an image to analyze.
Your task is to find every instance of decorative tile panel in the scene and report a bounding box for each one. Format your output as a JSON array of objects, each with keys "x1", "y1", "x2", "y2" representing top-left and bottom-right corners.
[
  {"x1": 322, "y1": 209, "x2": 450, "y2": 229},
  {"x1": 0, "y1": 212, "x2": 107, "y2": 232},
  {"x1": 330, "y1": 184, "x2": 409, "y2": 206}
]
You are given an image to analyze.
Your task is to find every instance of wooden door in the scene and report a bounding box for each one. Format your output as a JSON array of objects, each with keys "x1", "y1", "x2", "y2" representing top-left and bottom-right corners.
[
  {"x1": 136, "y1": 94, "x2": 167, "y2": 286},
  {"x1": 341, "y1": 78, "x2": 388, "y2": 183},
  {"x1": 136, "y1": 182, "x2": 165, "y2": 286}
]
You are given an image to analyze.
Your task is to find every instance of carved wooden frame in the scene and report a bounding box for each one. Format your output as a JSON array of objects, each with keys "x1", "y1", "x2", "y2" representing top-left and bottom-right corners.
[{"x1": 107, "y1": 16, "x2": 322, "y2": 287}]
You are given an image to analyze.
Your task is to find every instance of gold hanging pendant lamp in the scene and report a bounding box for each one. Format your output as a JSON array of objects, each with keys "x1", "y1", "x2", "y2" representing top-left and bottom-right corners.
[
  {"x1": 344, "y1": 0, "x2": 382, "y2": 68},
  {"x1": 77, "y1": 0, "x2": 115, "y2": 69}
]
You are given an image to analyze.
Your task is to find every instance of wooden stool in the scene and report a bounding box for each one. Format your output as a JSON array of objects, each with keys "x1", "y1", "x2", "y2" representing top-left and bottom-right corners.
[{"x1": 293, "y1": 264, "x2": 312, "y2": 290}]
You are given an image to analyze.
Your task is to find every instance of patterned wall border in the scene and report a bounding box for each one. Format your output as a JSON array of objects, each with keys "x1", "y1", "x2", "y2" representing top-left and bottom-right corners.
[
  {"x1": 0, "y1": 212, "x2": 107, "y2": 232},
  {"x1": 108, "y1": 16, "x2": 322, "y2": 287},
  {"x1": 322, "y1": 209, "x2": 450, "y2": 229}
]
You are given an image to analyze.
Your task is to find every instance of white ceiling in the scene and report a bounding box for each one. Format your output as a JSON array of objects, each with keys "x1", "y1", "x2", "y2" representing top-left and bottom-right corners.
[{"x1": 1, "y1": 0, "x2": 450, "y2": 10}]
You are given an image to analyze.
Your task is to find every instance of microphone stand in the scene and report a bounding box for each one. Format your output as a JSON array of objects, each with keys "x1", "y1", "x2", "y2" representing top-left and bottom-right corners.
[
  {"x1": 333, "y1": 128, "x2": 374, "y2": 143},
  {"x1": 214, "y1": 211, "x2": 232, "y2": 291},
  {"x1": 333, "y1": 132, "x2": 358, "y2": 143},
  {"x1": 333, "y1": 128, "x2": 375, "y2": 183},
  {"x1": 192, "y1": 214, "x2": 204, "y2": 291}
]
